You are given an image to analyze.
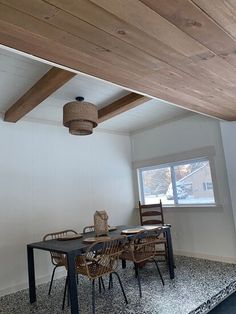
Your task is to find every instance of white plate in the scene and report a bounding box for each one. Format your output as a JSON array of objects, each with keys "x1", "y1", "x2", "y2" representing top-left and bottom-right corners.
[
  {"x1": 121, "y1": 228, "x2": 144, "y2": 234},
  {"x1": 142, "y1": 225, "x2": 161, "y2": 230}
]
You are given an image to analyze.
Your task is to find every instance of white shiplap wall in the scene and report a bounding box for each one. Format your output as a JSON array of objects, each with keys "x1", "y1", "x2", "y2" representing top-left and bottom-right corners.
[{"x1": 0, "y1": 120, "x2": 135, "y2": 296}]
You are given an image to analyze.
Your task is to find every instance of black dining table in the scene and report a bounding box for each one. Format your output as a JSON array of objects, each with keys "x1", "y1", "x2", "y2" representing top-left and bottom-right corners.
[{"x1": 27, "y1": 225, "x2": 174, "y2": 314}]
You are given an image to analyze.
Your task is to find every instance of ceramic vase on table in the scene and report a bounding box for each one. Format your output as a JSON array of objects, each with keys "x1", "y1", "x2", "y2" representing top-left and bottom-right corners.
[{"x1": 94, "y1": 210, "x2": 109, "y2": 237}]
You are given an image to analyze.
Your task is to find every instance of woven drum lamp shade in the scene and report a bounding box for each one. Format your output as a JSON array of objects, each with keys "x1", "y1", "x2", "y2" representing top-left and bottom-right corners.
[{"x1": 63, "y1": 101, "x2": 98, "y2": 135}]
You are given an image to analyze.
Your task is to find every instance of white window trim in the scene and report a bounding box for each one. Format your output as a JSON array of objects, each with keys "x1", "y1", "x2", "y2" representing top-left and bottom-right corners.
[{"x1": 133, "y1": 146, "x2": 221, "y2": 208}]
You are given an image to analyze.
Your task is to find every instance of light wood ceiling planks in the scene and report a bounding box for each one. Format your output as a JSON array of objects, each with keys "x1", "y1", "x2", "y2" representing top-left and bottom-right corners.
[{"x1": 1, "y1": 0, "x2": 236, "y2": 120}]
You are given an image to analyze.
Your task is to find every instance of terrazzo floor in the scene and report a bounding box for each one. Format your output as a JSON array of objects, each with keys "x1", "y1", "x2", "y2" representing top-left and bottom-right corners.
[
  {"x1": 0, "y1": 256, "x2": 236, "y2": 314},
  {"x1": 210, "y1": 291, "x2": 236, "y2": 313}
]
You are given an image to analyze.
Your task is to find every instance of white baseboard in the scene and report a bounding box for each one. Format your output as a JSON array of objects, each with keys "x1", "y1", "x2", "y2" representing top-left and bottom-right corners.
[
  {"x1": 0, "y1": 269, "x2": 66, "y2": 298},
  {"x1": 174, "y1": 250, "x2": 236, "y2": 264}
]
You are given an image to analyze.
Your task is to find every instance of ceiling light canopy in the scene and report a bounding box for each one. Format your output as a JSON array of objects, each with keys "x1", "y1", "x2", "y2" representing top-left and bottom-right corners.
[{"x1": 63, "y1": 97, "x2": 98, "y2": 135}]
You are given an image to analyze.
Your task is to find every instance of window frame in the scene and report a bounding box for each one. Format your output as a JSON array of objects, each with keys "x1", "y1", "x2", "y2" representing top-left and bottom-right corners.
[{"x1": 135, "y1": 147, "x2": 219, "y2": 208}]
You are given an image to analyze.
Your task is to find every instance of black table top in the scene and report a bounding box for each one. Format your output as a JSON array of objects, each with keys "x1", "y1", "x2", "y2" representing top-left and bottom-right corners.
[{"x1": 27, "y1": 225, "x2": 170, "y2": 255}]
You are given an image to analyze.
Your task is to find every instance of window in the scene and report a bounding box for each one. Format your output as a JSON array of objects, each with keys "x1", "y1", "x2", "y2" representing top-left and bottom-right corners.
[
  {"x1": 138, "y1": 158, "x2": 216, "y2": 206},
  {"x1": 203, "y1": 182, "x2": 213, "y2": 190}
]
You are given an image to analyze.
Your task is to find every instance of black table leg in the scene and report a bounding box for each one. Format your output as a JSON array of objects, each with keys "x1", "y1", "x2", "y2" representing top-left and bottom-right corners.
[
  {"x1": 27, "y1": 246, "x2": 36, "y2": 303},
  {"x1": 67, "y1": 253, "x2": 79, "y2": 314},
  {"x1": 165, "y1": 228, "x2": 175, "y2": 279}
]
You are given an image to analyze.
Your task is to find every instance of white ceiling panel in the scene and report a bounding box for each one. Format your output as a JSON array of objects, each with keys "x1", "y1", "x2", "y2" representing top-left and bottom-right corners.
[
  {"x1": 42, "y1": 75, "x2": 130, "y2": 108},
  {"x1": 98, "y1": 99, "x2": 190, "y2": 132},
  {"x1": 0, "y1": 47, "x2": 50, "y2": 113},
  {"x1": 0, "y1": 46, "x2": 191, "y2": 133}
]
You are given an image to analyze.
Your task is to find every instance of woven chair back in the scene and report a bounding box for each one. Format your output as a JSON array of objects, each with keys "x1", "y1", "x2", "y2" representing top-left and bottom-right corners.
[
  {"x1": 83, "y1": 225, "x2": 95, "y2": 234},
  {"x1": 127, "y1": 227, "x2": 163, "y2": 263},
  {"x1": 43, "y1": 229, "x2": 78, "y2": 265},
  {"x1": 77, "y1": 236, "x2": 126, "y2": 279},
  {"x1": 83, "y1": 225, "x2": 112, "y2": 234}
]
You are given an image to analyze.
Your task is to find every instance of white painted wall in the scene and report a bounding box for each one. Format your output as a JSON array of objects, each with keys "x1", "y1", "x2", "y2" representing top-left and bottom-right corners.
[
  {"x1": 0, "y1": 120, "x2": 135, "y2": 296},
  {"x1": 1, "y1": 113, "x2": 236, "y2": 297},
  {"x1": 220, "y1": 121, "x2": 236, "y2": 231},
  {"x1": 131, "y1": 115, "x2": 236, "y2": 262}
]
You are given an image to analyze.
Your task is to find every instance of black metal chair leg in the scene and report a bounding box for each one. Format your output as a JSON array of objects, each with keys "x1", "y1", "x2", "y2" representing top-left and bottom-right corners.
[
  {"x1": 62, "y1": 276, "x2": 68, "y2": 310},
  {"x1": 92, "y1": 279, "x2": 95, "y2": 314},
  {"x1": 48, "y1": 265, "x2": 58, "y2": 295},
  {"x1": 133, "y1": 262, "x2": 138, "y2": 278},
  {"x1": 98, "y1": 277, "x2": 101, "y2": 293},
  {"x1": 108, "y1": 273, "x2": 113, "y2": 289},
  {"x1": 101, "y1": 277, "x2": 105, "y2": 291},
  {"x1": 113, "y1": 272, "x2": 128, "y2": 304},
  {"x1": 134, "y1": 263, "x2": 142, "y2": 298},
  {"x1": 153, "y1": 259, "x2": 165, "y2": 286},
  {"x1": 164, "y1": 241, "x2": 176, "y2": 267}
]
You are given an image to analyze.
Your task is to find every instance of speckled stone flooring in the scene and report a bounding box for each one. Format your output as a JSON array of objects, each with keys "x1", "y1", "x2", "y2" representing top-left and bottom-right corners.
[{"x1": 0, "y1": 256, "x2": 236, "y2": 314}]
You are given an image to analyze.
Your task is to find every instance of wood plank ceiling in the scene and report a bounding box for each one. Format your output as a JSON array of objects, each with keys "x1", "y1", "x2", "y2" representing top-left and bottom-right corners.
[{"x1": 1, "y1": 0, "x2": 236, "y2": 120}]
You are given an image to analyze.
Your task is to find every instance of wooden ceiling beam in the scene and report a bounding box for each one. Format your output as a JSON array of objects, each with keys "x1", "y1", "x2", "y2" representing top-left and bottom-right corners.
[
  {"x1": 98, "y1": 93, "x2": 149, "y2": 123},
  {"x1": 4, "y1": 67, "x2": 76, "y2": 123}
]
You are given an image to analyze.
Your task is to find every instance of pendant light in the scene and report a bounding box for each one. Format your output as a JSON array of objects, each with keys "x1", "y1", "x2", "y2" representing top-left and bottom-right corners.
[{"x1": 63, "y1": 97, "x2": 98, "y2": 135}]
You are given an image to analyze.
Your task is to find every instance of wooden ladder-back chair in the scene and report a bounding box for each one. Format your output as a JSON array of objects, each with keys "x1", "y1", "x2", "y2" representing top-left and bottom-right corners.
[
  {"x1": 139, "y1": 201, "x2": 167, "y2": 261},
  {"x1": 139, "y1": 200, "x2": 164, "y2": 225},
  {"x1": 120, "y1": 228, "x2": 164, "y2": 298},
  {"x1": 62, "y1": 236, "x2": 128, "y2": 313},
  {"x1": 43, "y1": 229, "x2": 78, "y2": 295}
]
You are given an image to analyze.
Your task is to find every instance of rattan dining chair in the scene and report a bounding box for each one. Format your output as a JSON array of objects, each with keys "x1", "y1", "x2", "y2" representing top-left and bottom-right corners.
[
  {"x1": 83, "y1": 225, "x2": 111, "y2": 234},
  {"x1": 120, "y1": 228, "x2": 165, "y2": 298},
  {"x1": 62, "y1": 236, "x2": 128, "y2": 313},
  {"x1": 43, "y1": 229, "x2": 78, "y2": 295},
  {"x1": 83, "y1": 225, "x2": 110, "y2": 292},
  {"x1": 83, "y1": 225, "x2": 95, "y2": 234}
]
